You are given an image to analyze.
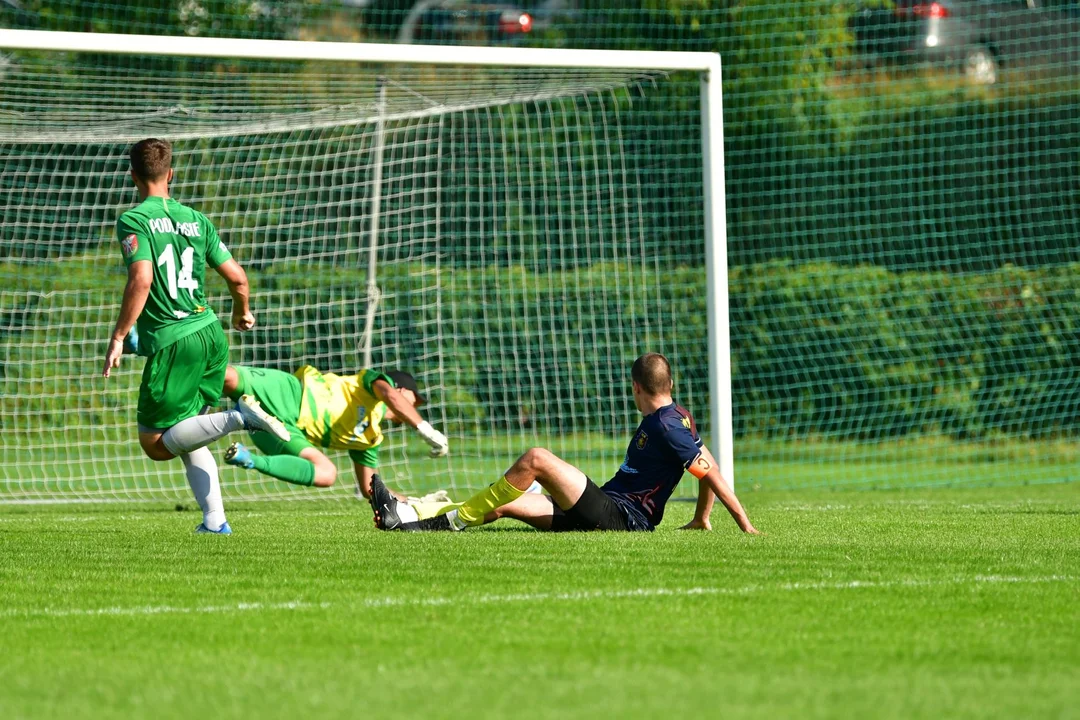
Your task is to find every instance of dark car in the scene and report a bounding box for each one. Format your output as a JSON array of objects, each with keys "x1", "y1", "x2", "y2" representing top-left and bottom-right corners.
[
  {"x1": 395, "y1": 0, "x2": 537, "y2": 45},
  {"x1": 0, "y1": 0, "x2": 34, "y2": 26},
  {"x1": 0, "y1": 0, "x2": 40, "y2": 82},
  {"x1": 850, "y1": 0, "x2": 1080, "y2": 84}
]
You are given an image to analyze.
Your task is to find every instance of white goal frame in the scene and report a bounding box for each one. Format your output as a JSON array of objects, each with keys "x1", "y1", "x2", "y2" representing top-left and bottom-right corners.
[{"x1": 0, "y1": 28, "x2": 734, "y2": 489}]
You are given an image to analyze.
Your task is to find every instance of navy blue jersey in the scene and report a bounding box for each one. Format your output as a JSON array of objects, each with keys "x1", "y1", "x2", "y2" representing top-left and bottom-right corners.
[{"x1": 601, "y1": 402, "x2": 703, "y2": 529}]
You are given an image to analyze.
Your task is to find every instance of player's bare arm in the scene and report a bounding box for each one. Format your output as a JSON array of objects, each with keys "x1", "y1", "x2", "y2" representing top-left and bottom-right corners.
[
  {"x1": 681, "y1": 444, "x2": 718, "y2": 530},
  {"x1": 682, "y1": 475, "x2": 715, "y2": 531},
  {"x1": 103, "y1": 260, "x2": 152, "y2": 378},
  {"x1": 213, "y1": 257, "x2": 254, "y2": 331},
  {"x1": 682, "y1": 444, "x2": 758, "y2": 534},
  {"x1": 352, "y1": 461, "x2": 408, "y2": 502},
  {"x1": 372, "y1": 378, "x2": 449, "y2": 457}
]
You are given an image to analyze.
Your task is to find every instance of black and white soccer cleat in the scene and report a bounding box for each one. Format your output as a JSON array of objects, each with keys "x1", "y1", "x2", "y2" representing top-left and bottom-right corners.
[
  {"x1": 400, "y1": 514, "x2": 456, "y2": 532},
  {"x1": 369, "y1": 474, "x2": 403, "y2": 531}
]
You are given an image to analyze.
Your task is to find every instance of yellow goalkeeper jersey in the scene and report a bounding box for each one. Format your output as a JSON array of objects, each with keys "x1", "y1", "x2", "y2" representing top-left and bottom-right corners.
[{"x1": 293, "y1": 365, "x2": 393, "y2": 452}]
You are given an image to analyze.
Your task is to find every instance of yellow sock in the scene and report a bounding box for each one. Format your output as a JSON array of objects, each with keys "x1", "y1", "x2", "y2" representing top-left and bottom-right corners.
[
  {"x1": 457, "y1": 476, "x2": 525, "y2": 526},
  {"x1": 412, "y1": 501, "x2": 461, "y2": 521}
]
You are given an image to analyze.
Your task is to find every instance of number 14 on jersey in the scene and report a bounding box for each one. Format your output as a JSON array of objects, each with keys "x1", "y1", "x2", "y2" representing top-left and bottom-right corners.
[{"x1": 156, "y1": 244, "x2": 199, "y2": 300}]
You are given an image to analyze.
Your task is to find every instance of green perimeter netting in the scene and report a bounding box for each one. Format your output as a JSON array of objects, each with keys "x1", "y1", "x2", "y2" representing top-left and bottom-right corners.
[{"x1": 4, "y1": 0, "x2": 1080, "y2": 502}]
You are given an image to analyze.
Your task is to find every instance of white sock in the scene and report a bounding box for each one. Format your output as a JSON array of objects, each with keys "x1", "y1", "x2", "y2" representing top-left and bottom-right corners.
[
  {"x1": 446, "y1": 509, "x2": 466, "y2": 531},
  {"x1": 397, "y1": 502, "x2": 419, "y2": 524},
  {"x1": 180, "y1": 447, "x2": 227, "y2": 531},
  {"x1": 161, "y1": 410, "x2": 244, "y2": 456}
]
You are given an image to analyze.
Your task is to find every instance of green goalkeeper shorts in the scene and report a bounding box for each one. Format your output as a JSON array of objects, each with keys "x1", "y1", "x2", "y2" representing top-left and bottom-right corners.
[
  {"x1": 230, "y1": 365, "x2": 312, "y2": 457},
  {"x1": 137, "y1": 323, "x2": 229, "y2": 430}
]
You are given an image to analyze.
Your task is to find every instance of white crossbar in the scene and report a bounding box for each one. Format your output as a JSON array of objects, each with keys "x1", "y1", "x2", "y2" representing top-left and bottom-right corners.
[{"x1": 0, "y1": 29, "x2": 720, "y2": 74}]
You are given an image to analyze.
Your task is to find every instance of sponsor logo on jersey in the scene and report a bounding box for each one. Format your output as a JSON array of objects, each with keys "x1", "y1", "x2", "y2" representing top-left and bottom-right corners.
[
  {"x1": 681, "y1": 416, "x2": 691, "y2": 430},
  {"x1": 121, "y1": 234, "x2": 138, "y2": 257},
  {"x1": 219, "y1": 241, "x2": 228, "y2": 254},
  {"x1": 618, "y1": 453, "x2": 639, "y2": 474},
  {"x1": 353, "y1": 408, "x2": 370, "y2": 438},
  {"x1": 148, "y1": 218, "x2": 174, "y2": 234},
  {"x1": 147, "y1": 218, "x2": 201, "y2": 237},
  {"x1": 635, "y1": 431, "x2": 649, "y2": 450}
]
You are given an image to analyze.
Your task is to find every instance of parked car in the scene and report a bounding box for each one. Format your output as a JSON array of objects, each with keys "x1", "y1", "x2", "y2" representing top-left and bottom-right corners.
[
  {"x1": 850, "y1": 0, "x2": 1080, "y2": 84},
  {"x1": 394, "y1": 0, "x2": 540, "y2": 45},
  {"x1": 0, "y1": 0, "x2": 35, "y2": 27},
  {"x1": 0, "y1": 0, "x2": 39, "y2": 83}
]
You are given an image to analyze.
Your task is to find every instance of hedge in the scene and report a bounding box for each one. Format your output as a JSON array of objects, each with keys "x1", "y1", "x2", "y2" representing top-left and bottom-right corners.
[{"x1": 4, "y1": 259, "x2": 1080, "y2": 441}]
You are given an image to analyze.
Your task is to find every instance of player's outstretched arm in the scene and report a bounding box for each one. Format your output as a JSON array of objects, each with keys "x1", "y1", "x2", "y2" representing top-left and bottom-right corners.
[
  {"x1": 352, "y1": 461, "x2": 408, "y2": 502},
  {"x1": 213, "y1": 258, "x2": 254, "y2": 331},
  {"x1": 683, "y1": 445, "x2": 759, "y2": 534},
  {"x1": 103, "y1": 260, "x2": 152, "y2": 378},
  {"x1": 372, "y1": 379, "x2": 449, "y2": 457}
]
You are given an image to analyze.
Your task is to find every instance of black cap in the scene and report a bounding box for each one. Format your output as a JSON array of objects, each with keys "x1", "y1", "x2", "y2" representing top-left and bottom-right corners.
[{"x1": 387, "y1": 371, "x2": 425, "y2": 405}]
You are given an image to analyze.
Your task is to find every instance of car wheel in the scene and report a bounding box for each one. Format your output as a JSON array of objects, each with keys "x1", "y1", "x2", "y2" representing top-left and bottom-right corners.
[{"x1": 963, "y1": 46, "x2": 998, "y2": 85}]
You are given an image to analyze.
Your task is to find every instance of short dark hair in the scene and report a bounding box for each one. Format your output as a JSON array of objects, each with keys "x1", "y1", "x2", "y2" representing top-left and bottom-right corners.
[
  {"x1": 631, "y1": 353, "x2": 672, "y2": 395},
  {"x1": 129, "y1": 138, "x2": 172, "y2": 182},
  {"x1": 387, "y1": 370, "x2": 426, "y2": 405}
]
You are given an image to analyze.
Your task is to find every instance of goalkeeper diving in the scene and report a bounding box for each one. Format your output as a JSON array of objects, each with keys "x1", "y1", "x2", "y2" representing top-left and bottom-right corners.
[{"x1": 221, "y1": 364, "x2": 449, "y2": 501}]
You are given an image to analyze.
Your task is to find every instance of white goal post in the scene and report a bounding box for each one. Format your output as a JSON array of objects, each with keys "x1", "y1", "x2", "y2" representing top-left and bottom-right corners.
[{"x1": 0, "y1": 29, "x2": 732, "y2": 499}]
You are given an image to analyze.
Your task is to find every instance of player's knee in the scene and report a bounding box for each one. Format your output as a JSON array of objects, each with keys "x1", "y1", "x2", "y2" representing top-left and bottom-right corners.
[
  {"x1": 312, "y1": 462, "x2": 336, "y2": 488},
  {"x1": 520, "y1": 447, "x2": 554, "y2": 471}
]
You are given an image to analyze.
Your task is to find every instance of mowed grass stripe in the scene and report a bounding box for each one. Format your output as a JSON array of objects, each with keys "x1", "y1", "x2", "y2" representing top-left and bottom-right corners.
[{"x1": 3, "y1": 574, "x2": 1076, "y2": 620}]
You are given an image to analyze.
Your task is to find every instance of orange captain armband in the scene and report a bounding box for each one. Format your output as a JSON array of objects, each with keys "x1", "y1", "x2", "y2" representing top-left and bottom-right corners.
[{"x1": 687, "y1": 452, "x2": 712, "y2": 479}]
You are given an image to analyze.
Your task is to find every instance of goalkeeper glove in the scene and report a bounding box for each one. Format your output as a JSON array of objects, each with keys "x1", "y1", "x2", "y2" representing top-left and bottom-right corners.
[{"x1": 416, "y1": 421, "x2": 449, "y2": 458}]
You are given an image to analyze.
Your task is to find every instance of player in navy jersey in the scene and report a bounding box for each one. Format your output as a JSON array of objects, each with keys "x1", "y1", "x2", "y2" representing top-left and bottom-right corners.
[{"x1": 369, "y1": 353, "x2": 758, "y2": 534}]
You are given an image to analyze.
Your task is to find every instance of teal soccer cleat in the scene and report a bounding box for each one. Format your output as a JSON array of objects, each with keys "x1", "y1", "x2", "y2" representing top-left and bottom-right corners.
[
  {"x1": 224, "y1": 442, "x2": 255, "y2": 470},
  {"x1": 195, "y1": 521, "x2": 232, "y2": 535}
]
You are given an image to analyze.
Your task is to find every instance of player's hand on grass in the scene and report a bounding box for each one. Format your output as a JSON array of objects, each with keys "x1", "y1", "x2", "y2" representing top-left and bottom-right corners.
[
  {"x1": 680, "y1": 517, "x2": 712, "y2": 531},
  {"x1": 416, "y1": 421, "x2": 449, "y2": 458},
  {"x1": 102, "y1": 338, "x2": 124, "y2": 378},
  {"x1": 232, "y1": 310, "x2": 255, "y2": 331}
]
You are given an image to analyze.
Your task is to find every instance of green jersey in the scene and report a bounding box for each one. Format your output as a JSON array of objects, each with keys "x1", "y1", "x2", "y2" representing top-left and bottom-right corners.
[{"x1": 116, "y1": 196, "x2": 233, "y2": 355}]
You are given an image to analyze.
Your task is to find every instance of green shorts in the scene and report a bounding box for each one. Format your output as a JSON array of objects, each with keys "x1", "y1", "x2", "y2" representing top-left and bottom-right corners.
[
  {"x1": 230, "y1": 365, "x2": 311, "y2": 457},
  {"x1": 138, "y1": 323, "x2": 229, "y2": 429}
]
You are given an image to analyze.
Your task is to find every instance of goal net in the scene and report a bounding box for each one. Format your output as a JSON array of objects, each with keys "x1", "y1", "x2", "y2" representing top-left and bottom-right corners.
[{"x1": 0, "y1": 33, "x2": 726, "y2": 502}]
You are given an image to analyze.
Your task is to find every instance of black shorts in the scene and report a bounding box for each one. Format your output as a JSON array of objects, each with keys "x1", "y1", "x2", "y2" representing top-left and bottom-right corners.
[{"x1": 556, "y1": 478, "x2": 634, "y2": 532}]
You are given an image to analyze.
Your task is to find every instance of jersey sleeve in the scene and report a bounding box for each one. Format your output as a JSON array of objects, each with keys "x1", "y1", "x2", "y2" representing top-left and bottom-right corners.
[
  {"x1": 116, "y1": 214, "x2": 151, "y2": 267},
  {"x1": 660, "y1": 417, "x2": 704, "y2": 470},
  {"x1": 361, "y1": 369, "x2": 395, "y2": 397},
  {"x1": 348, "y1": 446, "x2": 379, "y2": 469},
  {"x1": 201, "y1": 214, "x2": 232, "y2": 268}
]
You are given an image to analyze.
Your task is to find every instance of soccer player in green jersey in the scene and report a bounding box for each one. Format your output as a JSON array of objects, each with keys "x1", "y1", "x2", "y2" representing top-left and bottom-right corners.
[
  {"x1": 221, "y1": 364, "x2": 450, "y2": 505},
  {"x1": 103, "y1": 138, "x2": 290, "y2": 535}
]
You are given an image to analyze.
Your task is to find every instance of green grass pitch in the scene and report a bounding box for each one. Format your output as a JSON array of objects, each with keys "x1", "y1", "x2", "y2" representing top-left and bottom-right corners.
[{"x1": 1, "y1": 483, "x2": 1078, "y2": 719}]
